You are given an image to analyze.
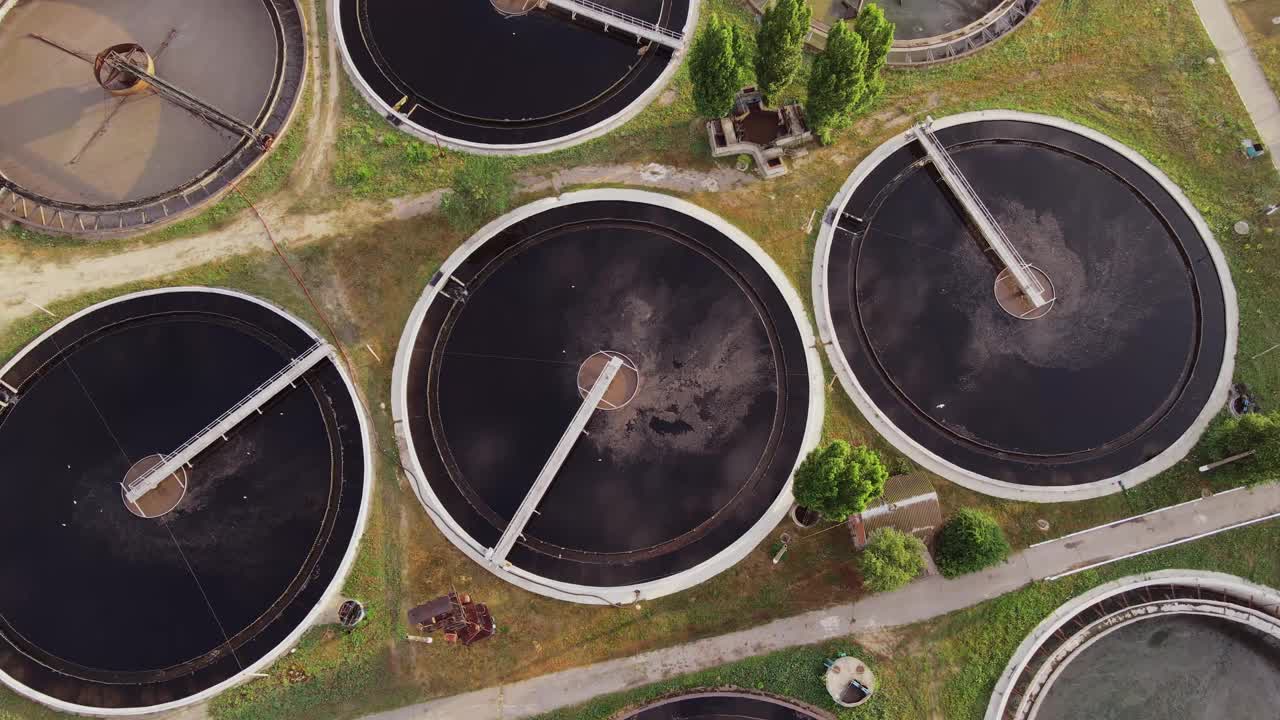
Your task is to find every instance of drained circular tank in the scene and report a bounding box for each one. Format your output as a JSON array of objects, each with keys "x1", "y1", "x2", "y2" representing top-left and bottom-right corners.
[
  {"x1": 987, "y1": 571, "x2": 1280, "y2": 720},
  {"x1": 393, "y1": 190, "x2": 822, "y2": 604},
  {"x1": 336, "y1": 0, "x2": 695, "y2": 153},
  {"x1": 814, "y1": 111, "x2": 1236, "y2": 501},
  {"x1": 617, "y1": 689, "x2": 831, "y2": 719},
  {"x1": 0, "y1": 288, "x2": 370, "y2": 715},
  {"x1": 0, "y1": 0, "x2": 306, "y2": 235},
  {"x1": 808, "y1": 0, "x2": 1043, "y2": 66}
]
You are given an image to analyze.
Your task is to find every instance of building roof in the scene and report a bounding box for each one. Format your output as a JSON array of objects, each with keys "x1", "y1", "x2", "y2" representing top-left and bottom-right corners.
[
  {"x1": 877, "y1": 471, "x2": 938, "y2": 507},
  {"x1": 849, "y1": 473, "x2": 943, "y2": 548}
]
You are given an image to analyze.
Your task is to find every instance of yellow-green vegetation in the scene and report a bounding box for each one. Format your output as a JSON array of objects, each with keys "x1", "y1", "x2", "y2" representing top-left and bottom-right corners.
[
  {"x1": 533, "y1": 517, "x2": 1280, "y2": 720},
  {"x1": 3, "y1": 0, "x2": 1280, "y2": 718},
  {"x1": 328, "y1": 0, "x2": 757, "y2": 203},
  {"x1": 0, "y1": 210, "x2": 873, "y2": 720},
  {"x1": 1230, "y1": 0, "x2": 1280, "y2": 93}
]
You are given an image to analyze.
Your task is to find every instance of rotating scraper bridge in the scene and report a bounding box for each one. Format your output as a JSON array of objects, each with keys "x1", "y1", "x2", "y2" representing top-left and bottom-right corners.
[
  {"x1": 494, "y1": 0, "x2": 684, "y2": 48},
  {"x1": 0, "y1": 0, "x2": 306, "y2": 235},
  {"x1": 124, "y1": 341, "x2": 333, "y2": 504},
  {"x1": 908, "y1": 119, "x2": 1053, "y2": 314}
]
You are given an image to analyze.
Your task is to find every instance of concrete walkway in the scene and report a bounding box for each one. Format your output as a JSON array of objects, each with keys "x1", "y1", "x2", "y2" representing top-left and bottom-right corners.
[
  {"x1": 364, "y1": 483, "x2": 1280, "y2": 720},
  {"x1": 0, "y1": 163, "x2": 753, "y2": 328},
  {"x1": 1193, "y1": 0, "x2": 1280, "y2": 174}
]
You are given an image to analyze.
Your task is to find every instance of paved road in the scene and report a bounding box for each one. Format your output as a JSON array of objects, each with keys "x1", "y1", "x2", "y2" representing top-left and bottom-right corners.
[
  {"x1": 364, "y1": 483, "x2": 1280, "y2": 720},
  {"x1": 1193, "y1": 0, "x2": 1280, "y2": 174}
]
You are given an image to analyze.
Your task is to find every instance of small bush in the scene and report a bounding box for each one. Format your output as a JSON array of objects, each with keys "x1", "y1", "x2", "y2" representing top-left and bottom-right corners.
[
  {"x1": 404, "y1": 142, "x2": 435, "y2": 165},
  {"x1": 859, "y1": 527, "x2": 926, "y2": 592},
  {"x1": 1198, "y1": 409, "x2": 1280, "y2": 481},
  {"x1": 441, "y1": 160, "x2": 515, "y2": 229},
  {"x1": 934, "y1": 508, "x2": 1009, "y2": 578}
]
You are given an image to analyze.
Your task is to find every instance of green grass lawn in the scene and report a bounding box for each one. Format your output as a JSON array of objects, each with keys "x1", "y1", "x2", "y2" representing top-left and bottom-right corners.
[
  {"x1": 1231, "y1": 0, "x2": 1280, "y2": 94},
  {"x1": 532, "y1": 516, "x2": 1280, "y2": 720},
  {"x1": 2, "y1": 0, "x2": 1280, "y2": 718}
]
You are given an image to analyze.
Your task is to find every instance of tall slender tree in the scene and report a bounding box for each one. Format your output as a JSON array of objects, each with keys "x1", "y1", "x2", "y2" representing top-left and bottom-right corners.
[
  {"x1": 691, "y1": 15, "x2": 752, "y2": 118},
  {"x1": 853, "y1": 3, "x2": 895, "y2": 112},
  {"x1": 754, "y1": 0, "x2": 812, "y2": 105},
  {"x1": 805, "y1": 20, "x2": 868, "y2": 144}
]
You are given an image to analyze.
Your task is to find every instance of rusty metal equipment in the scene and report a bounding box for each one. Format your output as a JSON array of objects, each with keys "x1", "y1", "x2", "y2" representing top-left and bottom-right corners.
[
  {"x1": 28, "y1": 33, "x2": 275, "y2": 150},
  {"x1": 407, "y1": 591, "x2": 496, "y2": 646}
]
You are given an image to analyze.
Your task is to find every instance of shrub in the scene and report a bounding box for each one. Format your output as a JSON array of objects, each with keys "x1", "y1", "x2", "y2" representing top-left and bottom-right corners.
[
  {"x1": 859, "y1": 527, "x2": 926, "y2": 592},
  {"x1": 1201, "y1": 410, "x2": 1280, "y2": 484},
  {"x1": 441, "y1": 160, "x2": 515, "y2": 229},
  {"x1": 792, "y1": 440, "x2": 888, "y2": 522},
  {"x1": 934, "y1": 509, "x2": 1010, "y2": 578}
]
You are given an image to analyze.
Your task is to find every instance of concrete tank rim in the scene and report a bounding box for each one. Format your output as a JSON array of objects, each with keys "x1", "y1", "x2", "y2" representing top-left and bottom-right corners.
[
  {"x1": 811, "y1": 109, "x2": 1239, "y2": 503},
  {"x1": 390, "y1": 188, "x2": 825, "y2": 604},
  {"x1": 0, "y1": 285, "x2": 374, "y2": 717}
]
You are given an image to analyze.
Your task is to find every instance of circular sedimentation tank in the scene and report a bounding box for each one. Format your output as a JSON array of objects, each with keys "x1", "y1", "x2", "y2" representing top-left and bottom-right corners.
[
  {"x1": 0, "y1": 288, "x2": 370, "y2": 715},
  {"x1": 393, "y1": 190, "x2": 822, "y2": 604},
  {"x1": 0, "y1": 0, "x2": 306, "y2": 235},
  {"x1": 616, "y1": 689, "x2": 831, "y2": 719},
  {"x1": 987, "y1": 571, "x2": 1280, "y2": 720},
  {"x1": 883, "y1": 0, "x2": 1042, "y2": 65},
  {"x1": 815, "y1": 111, "x2": 1236, "y2": 501},
  {"x1": 336, "y1": 0, "x2": 695, "y2": 153}
]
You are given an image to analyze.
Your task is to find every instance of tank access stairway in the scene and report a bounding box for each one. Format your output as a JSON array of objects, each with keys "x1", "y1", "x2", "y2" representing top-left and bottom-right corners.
[
  {"x1": 542, "y1": 0, "x2": 684, "y2": 49},
  {"x1": 908, "y1": 118, "x2": 1051, "y2": 310},
  {"x1": 122, "y1": 341, "x2": 333, "y2": 503}
]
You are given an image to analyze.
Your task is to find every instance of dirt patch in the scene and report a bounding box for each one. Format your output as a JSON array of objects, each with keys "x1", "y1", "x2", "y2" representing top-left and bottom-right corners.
[{"x1": 850, "y1": 628, "x2": 904, "y2": 657}]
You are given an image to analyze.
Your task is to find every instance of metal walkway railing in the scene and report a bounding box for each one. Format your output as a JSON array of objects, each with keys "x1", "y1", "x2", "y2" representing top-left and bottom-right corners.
[
  {"x1": 545, "y1": 0, "x2": 684, "y2": 49},
  {"x1": 911, "y1": 119, "x2": 1049, "y2": 308},
  {"x1": 485, "y1": 356, "x2": 623, "y2": 565},
  {"x1": 123, "y1": 341, "x2": 331, "y2": 503}
]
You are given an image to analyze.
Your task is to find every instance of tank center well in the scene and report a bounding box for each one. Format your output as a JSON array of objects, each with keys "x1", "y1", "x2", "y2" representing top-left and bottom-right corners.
[
  {"x1": 396, "y1": 193, "x2": 820, "y2": 602},
  {"x1": 577, "y1": 350, "x2": 641, "y2": 410}
]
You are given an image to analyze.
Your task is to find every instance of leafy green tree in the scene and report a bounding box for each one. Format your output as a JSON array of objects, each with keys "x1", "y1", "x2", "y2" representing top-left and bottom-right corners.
[
  {"x1": 691, "y1": 15, "x2": 752, "y2": 118},
  {"x1": 1201, "y1": 410, "x2": 1280, "y2": 483},
  {"x1": 934, "y1": 509, "x2": 1010, "y2": 578},
  {"x1": 792, "y1": 440, "x2": 888, "y2": 522},
  {"x1": 852, "y1": 3, "x2": 894, "y2": 112},
  {"x1": 755, "y1": 0, "x2": 811, "y2": 105},
  {"x1": 805, "y1": 20, "x2": 869, "y2": 144},
  {"x1": 859, "y1": 527, "x2": 926, "y2": 593}
]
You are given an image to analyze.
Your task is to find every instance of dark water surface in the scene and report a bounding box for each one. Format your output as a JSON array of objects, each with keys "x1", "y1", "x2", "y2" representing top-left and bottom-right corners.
[
  {"x1": 0, "y1": 293, "x2": 364, "y2": 707},
  {"x1": 440, "y1": 225, "x2": 779, "y2": 554},
  {"x1": 406, "y1": 201, "x2": 811, "y2": 586},
  {"x1": 858, "y1": 142, "x2": 1196, "y2": 457},
  {"x1": 827, "y1": 120, "x2": 1226, "y2": 486},
  {"x1": 344, "y1": 0, "x2": 687, "y2": 144},
  {"x1": 1036, "y1": 615, "x2": 1280, "y2": 720}
]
